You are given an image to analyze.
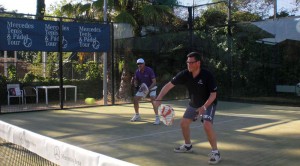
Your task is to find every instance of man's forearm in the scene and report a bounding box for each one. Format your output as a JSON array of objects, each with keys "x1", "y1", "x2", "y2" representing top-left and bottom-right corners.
[{"x1": 156, "y1": 82, "x2": 174, "y2": 100}]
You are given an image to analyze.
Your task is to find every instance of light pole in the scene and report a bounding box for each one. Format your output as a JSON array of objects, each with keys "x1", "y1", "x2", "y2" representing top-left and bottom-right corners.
[
  {"x1": 274, "y1": 0, "x2": 277, "y2": 19},
  {"x1": 103, "y1": 0, "x2": 108, "y2": 105},
  {"x1": 192, "y1": 0, "x2": 195, "y2": 50},
  {"x1": 193, "y1": 0, "x2": 195, "y2": 21}
]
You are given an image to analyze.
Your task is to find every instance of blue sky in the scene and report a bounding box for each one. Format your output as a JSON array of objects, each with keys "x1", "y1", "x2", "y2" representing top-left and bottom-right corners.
[
  {"x1": 0, "y1": 0, "x2": 299, "y2": 16},
  {"x1": 0, "y1": 0, "x2": 59, "y2": 14}
]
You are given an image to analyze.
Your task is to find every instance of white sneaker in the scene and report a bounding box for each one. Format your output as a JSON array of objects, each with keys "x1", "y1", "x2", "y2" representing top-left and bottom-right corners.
[
  {"x1": 208, "y1": 151, "x2": 221, "y2": 164},
  {"x1": 174, "y1": 144, "x2": 193, "y2": 153},
  {"x1": 130, "y1": 114, "x2": 141, "y2": 122},
  {"x1": 153, "y1": 116, "x2": 160, "y2": 125}
]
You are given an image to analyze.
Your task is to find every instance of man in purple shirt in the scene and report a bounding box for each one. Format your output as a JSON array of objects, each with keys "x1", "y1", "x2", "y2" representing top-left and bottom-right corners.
[{"x1": 130, "y1": 58, "x2": 160, "y2": 125}]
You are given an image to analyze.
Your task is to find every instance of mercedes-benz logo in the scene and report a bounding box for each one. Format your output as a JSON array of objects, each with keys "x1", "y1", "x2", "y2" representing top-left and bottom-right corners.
[{"x1": 54, "y1": 146, "x2": 60, "y2": 160}]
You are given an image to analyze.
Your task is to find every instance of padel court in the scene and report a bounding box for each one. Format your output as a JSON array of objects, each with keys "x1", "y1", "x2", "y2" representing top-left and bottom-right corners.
[{"x1": 1, "y1": 100, "x2": 300, "y2": 166}]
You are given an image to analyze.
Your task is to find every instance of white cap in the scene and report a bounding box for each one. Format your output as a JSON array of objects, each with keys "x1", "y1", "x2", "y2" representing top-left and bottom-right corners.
[{"x1": 136, "y1": 58, "x2": 145, "y2": 64}]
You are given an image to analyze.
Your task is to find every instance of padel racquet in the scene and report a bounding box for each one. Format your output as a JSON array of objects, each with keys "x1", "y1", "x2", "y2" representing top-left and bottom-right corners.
[
  {"x1": 138, "y1": 83, "x2": 149, "y2": 98},
  {"x1": 158, "y1": 104, "x2": 175, "y2": 126}
]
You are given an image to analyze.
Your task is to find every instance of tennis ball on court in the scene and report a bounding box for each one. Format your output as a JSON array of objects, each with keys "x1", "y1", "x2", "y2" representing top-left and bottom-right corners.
[{"x1": 85, "y1": 98, "x2": 95, "y2": 105}]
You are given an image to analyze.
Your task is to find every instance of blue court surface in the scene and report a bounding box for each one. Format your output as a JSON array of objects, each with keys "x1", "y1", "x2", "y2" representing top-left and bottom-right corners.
[{"x1": 0, "y1": 100, "x2": 299, "y2": 166}]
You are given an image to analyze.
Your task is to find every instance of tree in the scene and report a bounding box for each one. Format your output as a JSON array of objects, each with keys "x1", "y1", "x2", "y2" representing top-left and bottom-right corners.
[
  {"x1": 61, "y1": 2, "x2": 93, "y2": 19},
  {"x1": 0, "y1": 4, "x2": 19, "y2": 16},
  {"x1": 48, "y1": 0, "x2": 180, "y2": 102},
  {"x1": 232, "y1": 11, "x2": 261, "y2": 22},
  {"x1": 47, "y1": 0, "x2": 69, "y2": 17},
  {"x1": 0, "y1": 5, "x2": 5, "y2": 12},
  {"x1": 228, "y1": 0, "x2": 299, "y2": 19},
  {"x1": 84, "y1": 0, "x2": 178, "y2": 101},
  {"x1": 111, "y1": 1, "x2": 178, "y2": 101}
]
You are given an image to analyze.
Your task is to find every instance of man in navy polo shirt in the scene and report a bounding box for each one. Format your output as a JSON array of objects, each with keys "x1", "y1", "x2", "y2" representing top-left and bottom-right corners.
[
  {"x1": 130, "y1": 58, "x2": 160, "y2": 125},
  {"x1": 154, "y1": 52, "x2": 221, "y2": 164}
]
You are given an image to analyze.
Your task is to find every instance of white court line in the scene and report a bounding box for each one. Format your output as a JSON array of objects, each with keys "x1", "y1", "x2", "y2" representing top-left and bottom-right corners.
[{"x1": 79, "y1": 116, "x2": 246, "y2": 147}]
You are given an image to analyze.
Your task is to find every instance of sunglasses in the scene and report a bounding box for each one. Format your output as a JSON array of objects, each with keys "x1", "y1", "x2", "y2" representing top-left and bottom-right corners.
[
  {"x1": 137, "y1": 63, "x2": 144, "y2": 65},
  {"x1": 186, "y1": 61, "x2": 198, "y2": 64}
]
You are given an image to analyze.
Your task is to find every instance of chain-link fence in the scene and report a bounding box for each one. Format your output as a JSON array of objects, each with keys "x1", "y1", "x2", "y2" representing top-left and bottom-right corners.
[{"x1": 112, "y1": 5, "x2": 300, "y2": 106}]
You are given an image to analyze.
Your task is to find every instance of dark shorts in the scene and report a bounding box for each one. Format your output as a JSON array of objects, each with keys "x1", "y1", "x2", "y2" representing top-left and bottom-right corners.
[{"x1": 183, "y1": 104, "x2": 217, "y2": 123}]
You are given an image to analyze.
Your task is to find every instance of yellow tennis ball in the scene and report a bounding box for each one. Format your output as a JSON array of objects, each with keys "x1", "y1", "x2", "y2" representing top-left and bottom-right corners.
[{"x1": 85, "y1": 98, "x2": 95, "y2": 105}]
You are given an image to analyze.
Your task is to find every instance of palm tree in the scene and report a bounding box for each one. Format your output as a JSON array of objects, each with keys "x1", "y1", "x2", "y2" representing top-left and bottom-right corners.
[
  {"x1": 59, "y1": 0, "x2": 179, "y2": 102},
  {"x1": 107, "y1": 1, "x2": 176, "y2": 101},
  {"x1": 61, "y1": 2, "x2": 93, "y2": 19}
]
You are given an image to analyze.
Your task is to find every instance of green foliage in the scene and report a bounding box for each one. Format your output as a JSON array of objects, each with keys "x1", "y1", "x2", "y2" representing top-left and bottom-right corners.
[
  {"x1": 16, "y1": 51, "x2": 36, "y2": 62},
  {"x1": 47, "y1": 0, "x2": 68, "y2": 17},
  {"x1": 86, "y1": 61, "x2": 101, "y2": 80},
  {"x1": 43, "y1": 77, "x2": 60, "y2": 84},
  {"x1": 34, "y1": 52, "x2": 42, "y2": 63},
  {"x1": 34, "y1": 75, "x2": 46, "y2": 83},
  {"x1": 47, "y1": 53, "x2": 58, "y2": 78},
  {"x1": 277, "y1": 11, "x2": 290, "y2": 18},
  {"x1": 200, "y1": 8, "x2": 227, "y2": 27},
  {"x1": 73, "y1": 61, "x2": 102, "y2": 80},
  {"x1": 114, "y1": 11, "x2": 137, "y2": 27},
  {"x1": 23, "y1": 71, "x2": 36, "y2": 83},
  {"x1": 230, "y1": 0, "x2": 273, "y2": 18},
  {"x1": 0, "y1": 74, "x2": 7, "y2": 84},
  {"x1": 28, "y1": 63, "x2": 43, "y2": 77},
  {"x1": 7, "y1": 65, "x2": 17, "y2": 82},
  {"x1": 75, "y1": 63, "x2": 86, "y2": 76},
  {"x1": 232, "y1": 11, "x2": 261, "y2": 22},
  {"x1": 154, "y1": 0, "x2": 179, "y2": 6},
  {"x1": 118, "y1": 60, "x2": 124, "y2": 73},
  {"x1": 141, "y1": 5, "x2": 173, "y2": 26}
]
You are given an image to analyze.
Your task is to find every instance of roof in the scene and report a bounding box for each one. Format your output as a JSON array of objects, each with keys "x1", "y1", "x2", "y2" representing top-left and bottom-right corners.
[{"x1": 252, "y1": 16, "x2": 300, "y2": 44}]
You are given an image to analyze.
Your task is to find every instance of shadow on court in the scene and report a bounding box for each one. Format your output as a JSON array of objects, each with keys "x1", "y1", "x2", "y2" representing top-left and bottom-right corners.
[{"x1": 0, "y1": 100, "x2": 300, "y2": 166}]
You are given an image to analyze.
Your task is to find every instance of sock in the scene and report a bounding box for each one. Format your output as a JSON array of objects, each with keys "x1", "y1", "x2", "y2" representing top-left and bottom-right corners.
[
  {"x1": 185, "y1": 144, "x2": 192, "y2": 147},
  {"x1": 212, "y1": 150, "x2": 219, "y2": 153}
]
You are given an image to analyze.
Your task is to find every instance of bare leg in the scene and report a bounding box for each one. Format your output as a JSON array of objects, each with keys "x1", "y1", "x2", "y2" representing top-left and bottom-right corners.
[
  {"x1": 203, "y1": 121, "x2": 218, "y2": 150},
  {"x1": 150, "y1": 96, "x2": 158, "y2": 115},
  {"x1": 180, "y1": 118, "x2": 193, "y2": 144},
  {"x1": 133, "y1": 96, "x2": 142, "y2": 114}
]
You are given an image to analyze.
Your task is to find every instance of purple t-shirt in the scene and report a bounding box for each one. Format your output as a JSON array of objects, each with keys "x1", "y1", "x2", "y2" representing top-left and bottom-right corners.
[{"x1": 135, "y1": 66, "x2": 156, "y2": 87}]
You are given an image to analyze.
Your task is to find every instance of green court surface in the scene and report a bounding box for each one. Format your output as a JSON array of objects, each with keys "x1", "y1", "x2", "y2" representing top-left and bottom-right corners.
[{"x1": 1, "y1": 100, "x2": 300, "y2": 166}]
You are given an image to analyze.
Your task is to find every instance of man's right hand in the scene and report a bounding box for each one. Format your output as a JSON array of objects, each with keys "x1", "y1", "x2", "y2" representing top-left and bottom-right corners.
[{"x1": 135, "y1": 86, "x2": 139, "y2": 92}]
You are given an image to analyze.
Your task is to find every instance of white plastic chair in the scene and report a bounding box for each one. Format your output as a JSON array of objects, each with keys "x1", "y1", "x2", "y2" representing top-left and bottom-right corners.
[{"x1": 7, "y1": 84, "x2": 23, "y2": 105}]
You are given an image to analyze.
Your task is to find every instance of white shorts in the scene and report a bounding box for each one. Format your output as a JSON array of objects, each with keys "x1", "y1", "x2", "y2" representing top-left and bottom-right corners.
[{"x1": 135, "y1": 86, "x2": 157, "y2": 98}]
